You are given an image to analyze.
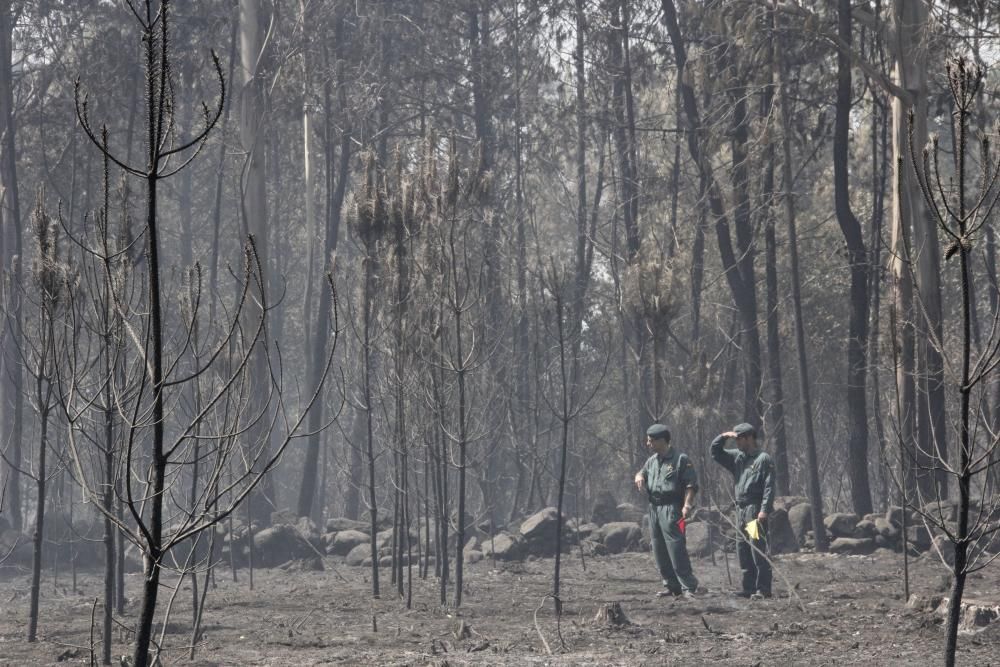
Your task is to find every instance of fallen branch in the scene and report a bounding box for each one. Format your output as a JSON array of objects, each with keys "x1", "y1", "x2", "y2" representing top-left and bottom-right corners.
[{"x1": 533, "y1": 595, "x2": 553, "y2": 655}]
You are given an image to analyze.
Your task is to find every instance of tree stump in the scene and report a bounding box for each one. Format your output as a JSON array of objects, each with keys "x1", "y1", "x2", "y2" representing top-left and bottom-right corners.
[{"x1": 593, "y1": 602, "x2": 630, "y2": 627}]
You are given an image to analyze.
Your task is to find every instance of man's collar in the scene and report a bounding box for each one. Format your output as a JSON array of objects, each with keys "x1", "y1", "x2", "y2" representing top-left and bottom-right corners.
[{"x1": 657, "y1": 448, "x2": 674, "y2": 462}]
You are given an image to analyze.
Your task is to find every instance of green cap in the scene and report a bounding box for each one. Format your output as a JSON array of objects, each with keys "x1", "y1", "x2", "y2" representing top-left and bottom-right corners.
[
  {"x1": 733, "y1": 423, "x2": 756, "y2": 438},
  {"x1": 646, "y1": 424, "x2": 671, "y2": 441}
]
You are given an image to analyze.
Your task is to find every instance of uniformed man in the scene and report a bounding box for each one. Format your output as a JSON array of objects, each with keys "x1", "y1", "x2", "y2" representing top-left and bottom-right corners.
[
  {"x1": 633, "y1": 423, "x2": 699, "y2": 599},
  {"x1": 710, "y1": 423, "x2": 775, "y2": 599}
]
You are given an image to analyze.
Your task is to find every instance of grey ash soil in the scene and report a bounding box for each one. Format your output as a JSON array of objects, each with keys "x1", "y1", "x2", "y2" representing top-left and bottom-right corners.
[{"x1": 0, "y1": 549, "x2": 997, "y2": 665}]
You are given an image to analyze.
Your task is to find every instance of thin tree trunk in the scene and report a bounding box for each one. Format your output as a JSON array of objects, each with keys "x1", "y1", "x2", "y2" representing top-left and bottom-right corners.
[
  {"x1": 239, "y1": 0, "x2": 274, "y2": 526},
  {"x1": 27, "y1": 409, "x2": 49, "y2": 642},
  {"x1": 298, "y1": 11, "x2": 350, "y2": 518},
  {"x1": 761, "y1": 42, "x2": 789, "y2": 495},
  {"x1": 775, "y1": 18, "x2": 827, "y2": 550}
]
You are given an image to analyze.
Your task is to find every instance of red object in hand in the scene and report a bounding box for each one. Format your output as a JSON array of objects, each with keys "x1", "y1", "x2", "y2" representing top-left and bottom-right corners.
[{"x1": 677, "y1": 518, "x2": 686, "y2": 534}]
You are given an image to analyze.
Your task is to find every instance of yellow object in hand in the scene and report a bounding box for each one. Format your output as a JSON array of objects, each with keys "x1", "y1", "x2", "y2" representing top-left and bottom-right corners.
[{"x1": 745, "y1": 519, "x2": 761, "y2": 540}]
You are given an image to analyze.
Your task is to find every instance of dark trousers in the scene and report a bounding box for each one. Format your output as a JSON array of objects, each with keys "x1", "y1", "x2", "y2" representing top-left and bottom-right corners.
[
  {"x1": 649, "y1": 504, "x2": 698, "y2": 593},
  {"x1": 737, "y1": 505, "x2": 771, "y2": 595}
]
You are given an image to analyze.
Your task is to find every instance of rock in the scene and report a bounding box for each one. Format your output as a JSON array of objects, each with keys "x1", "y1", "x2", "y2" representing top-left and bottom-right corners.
[
  {"x1": 788, "y1": 503, "x2": 813, "y2": 545},
  {"x1": 886, "y1": 506, "x2": 915, "y2": 528},
  {"x1": 874, "y1": 535, "x2": 894, "y2": 551},
  {"x1": 829, "y1": 537, "x2": 876, "y2": 555},
  {"x1": 520, "y1": 508, "x2": 571, "y2": 556},
  {"x1": 321, "y1": 532, "x2": 338, "y2": 550},
  {"x1": 616, "y1": 502, "x2": 645, "y2": 524},
  {"x1": 464, "y1": 549, "x2": 483, "y2": 564},
  {"x1": 279, "y1": 556, "x2": 324, "y2": 572},
  {"x1": 773, "y1": 496, "x2": 809, "y2": 512},
  {"x1": 684, "y1": 521, "x2": 713, "y2": 558},
  {"x1": 520, "y1": 508, "x2": 560, "y2": 541},
  {"x1": 690, "y1": 507, "x2": 723, "y2": 525},
  {"x1": 464, "y1": 536, "x2": 479, "y2": 552},
  {"x1": 923, "y1": 500, "x2": 958, "y2": 523},
  {"x1": 481, "y1": 533, "x2": 522, "y2": 561},
  {"x1": 824, "y1": 513, "x2": 860, "y2": 539},
  {"x1": 577, "y1": 523, "x2": 599, "y2": 538},
  {"x1": 854, "y1": 520, "x2": 878, "y2": 540},
  {"x1": 906, "y1": 525, "x2": 932, "y2": 552},
  {"x1": 581, "y1": 539, "x2": 608, "y2": 557},
  {"x1": 376, "y1": 529, "x2": 395, "y2": 550},
  {"x1": 598, "y1": 522, "x2": 642, "y2": 554},
  {"x1": 929, "y1": 535, "x2": 955, "y2": 565},
  {"x1": 270, "y1": 509, "x2": 298, "y2": 525},
  {"x1": 329, "y1": 530, "x2": 370, "y2": 556},
  {"x1": 907, "y1": 593, "x2": 944, "y2": 612},
  {"x1": 767, "y1": 508, "x2": 799, "y2": 555},
  {"x1": 295, "y1": 517, "x2": 320, "y2": 541},
  {"x1": 253, "y1": 524, "x2": 313, "y2": 567},
  {"x1": 346, "y1": 543, "x2": 371, "y2": 566},
  {"x1": 325, "y1": 517, "x2": 369, "y2": 534},
  {"x1": 874, "y1": 517, "x2": 900, "y2": 542},
  {"x1": 591, "y1": 491, "x2": 621, "y2": 525},
  {"x1": 377, "y1": 553, "x2": 411, "y2": 567}
]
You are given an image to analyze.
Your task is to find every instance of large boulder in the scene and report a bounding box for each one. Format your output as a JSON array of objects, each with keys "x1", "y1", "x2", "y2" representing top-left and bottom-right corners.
[
  {"x1": 874, "y1": 517, "x2": 900, "y2": 542},
  {"x1": 325, "y1": 517, "x2": 370, "y2": 534},
  {"x1": 328, "y1": 530, "x2": 370, "y2": 556},
  {"x1": 773, "y1": 496, "x2": 809, "y2": 512},
  {"x1": 520, "y1": 508, "x2": 560, "y2": 542},
  {"x1": 854, "y1": 520, "x2": 878, "y2": 540},
  {"x1": 295, "y1": 517, "x2": 323, "y2": 551},
  {"x1": 591, "y1": 491, "x2": 621, "y2": 525},
  {"x1": 616, "y1": 502, "x2": 645, "y2": 524},
  {"x1": 520, "y1": 508, "x2": 570, "y2": 556},
  {"x1": 481, "y1": 533, "x2": 523, "y2": 561},
  {"x1": 346, "y1": 543, "x2": 371, "y2": 566},
  {"x1": 767, "y1": 508, "x2": 799, "y2": 555},
  {"x1": 824, "y1": 513, "x2": 860, "y2": 539},
  {"x1": 253, "y1": 524, "x2": 314, "y2": 567},
  {"x1": 929, "y1": 535, "x2": 955, "y2": 565},
  {"x1": 906, "y1": 525, "x2": 932, "y2": 552},
  {"x1": 690, "y1": 507, "x2": 723, "y2": 526},
  {"x1": 829, "y1": 537, "x2": 876, "y2": 555},
  {"x1": 886, "y1": 506, "x2": 915, "y2": 527},
  {"x1": 787, "y1": 503, "x2": 813, "y2": 545},
  {"x1": 923, "y1": 500, "x2": 959, "y2": 523},
  {"x1": 597, "y1": 522, "x2": 642, "y2": 554},
  {"x1": 269, "y1": 509, "x2": 298, "y2": 526},
  {"x1": 376, "y1": 529, "x2": 395, "y2": 550},
  {"x1": 464, "y1": 549, "x2": 483, "y2": 564},
  {"x1": 684, "y1": 521, "x2": 713, "y2": 558}
]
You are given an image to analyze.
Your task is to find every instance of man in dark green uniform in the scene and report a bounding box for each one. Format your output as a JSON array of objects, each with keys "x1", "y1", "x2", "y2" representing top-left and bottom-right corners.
[
  {"x1": 634, "y1": 423, "x2": 699, "y2": 599},
  {"x1": 710, "y1": 423, "x2": 775, "y2": 599}
]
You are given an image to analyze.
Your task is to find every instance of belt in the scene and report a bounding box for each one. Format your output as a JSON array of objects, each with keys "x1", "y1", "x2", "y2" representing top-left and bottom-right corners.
[
  {"x1": 737, "y1": 498, "x2": 762, "y2": 508},
  {"x1": 649, "y1": 494, "x2": 683, "y2": 507}
]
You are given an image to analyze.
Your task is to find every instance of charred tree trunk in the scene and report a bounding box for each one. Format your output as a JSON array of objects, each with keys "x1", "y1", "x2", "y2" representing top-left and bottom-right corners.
[
  {"x1": 835, "y1": 0, "x2": 873, "y2": 515},
  {"x1": 0, "y1": 0, "x2": 23, "y2": 534}
]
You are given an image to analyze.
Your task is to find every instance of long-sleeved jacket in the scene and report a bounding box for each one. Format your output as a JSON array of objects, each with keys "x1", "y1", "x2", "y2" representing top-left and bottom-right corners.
[
  {"x1": 640, "y1": 448, "x2": 698, "y2": 506},
  {"x1": 710, "y1": 435, "x2": 775, "y2": 514}
]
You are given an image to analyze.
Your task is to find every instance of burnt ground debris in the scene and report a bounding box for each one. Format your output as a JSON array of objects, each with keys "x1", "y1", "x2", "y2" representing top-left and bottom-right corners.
[{"x1": 0, "y1": 547, "x2": 997, "y2": 665}]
